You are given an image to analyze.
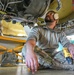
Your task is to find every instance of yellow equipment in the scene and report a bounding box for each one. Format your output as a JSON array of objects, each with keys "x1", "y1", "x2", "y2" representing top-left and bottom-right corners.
[
  {"x1": 1, "y1": 20, "x2": 27, "y2": 37},
  {"x1": 0, "y1": 35, "x2": 27, "y2": 66},
  {"x1": 63, "y1": 47, "x2": 72, "y2": 58},
  {"x1": 63, "y1": 47, "x2": 73, "y2": 64}
]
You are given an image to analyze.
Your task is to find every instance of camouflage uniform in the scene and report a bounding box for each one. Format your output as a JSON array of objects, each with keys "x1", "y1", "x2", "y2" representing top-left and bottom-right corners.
[{"x1": 22, "y1": 25, "x2": 74, "y2": 70}]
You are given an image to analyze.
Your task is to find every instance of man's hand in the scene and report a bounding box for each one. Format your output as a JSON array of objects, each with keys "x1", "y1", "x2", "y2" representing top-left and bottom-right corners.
[
  {"x1": 25, "y1": 51, "x2": 39, "y2": 74},
  {"x1": 69, "y1": 44, "x2": 74, "y2": 59}
]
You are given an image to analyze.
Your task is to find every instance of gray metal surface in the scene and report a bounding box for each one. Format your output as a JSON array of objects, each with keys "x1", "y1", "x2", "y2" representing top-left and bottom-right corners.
[{"x1": 0, "y1": 64, "x2": 74, "y2": 75}]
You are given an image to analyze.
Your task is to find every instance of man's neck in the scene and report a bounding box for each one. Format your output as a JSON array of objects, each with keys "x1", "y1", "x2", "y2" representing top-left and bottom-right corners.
[{"x1": 47, "y1": 21, "x2": 57, "y2": 29}]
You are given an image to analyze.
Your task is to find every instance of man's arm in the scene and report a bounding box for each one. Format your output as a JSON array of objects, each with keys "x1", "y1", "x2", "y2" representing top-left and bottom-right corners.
[
  {"x1": 68, "y1": 44, "x2": 74, "y2": 59},
  {"x1": 59, "y1": 31, "x2": 74, "y2": 60},
  {"x1": 25, "y1": 39, "x2": 39, "y2": 74}
]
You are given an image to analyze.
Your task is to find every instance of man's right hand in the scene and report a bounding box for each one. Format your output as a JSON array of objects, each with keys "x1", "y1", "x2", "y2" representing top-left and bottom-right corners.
[
  {"x1": 69, "y1": 44, "x2": 74, "y2": 59},
  {"x1": 25, "y1": 51, "x2": 39, "y2": 74}
]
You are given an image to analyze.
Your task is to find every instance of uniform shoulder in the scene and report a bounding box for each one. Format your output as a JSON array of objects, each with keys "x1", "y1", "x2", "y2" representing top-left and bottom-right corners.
[{"x1": 33, "y1": 25, "x2": 44, "y2": 29}]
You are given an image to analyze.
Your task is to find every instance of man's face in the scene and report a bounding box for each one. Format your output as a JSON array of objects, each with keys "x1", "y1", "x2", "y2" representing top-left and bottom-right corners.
[
  {"x1": 45, "y1": 12, "x2": 59, "y2": 23},
  {"x1": 45, "y1": 12, "x2": 55, "y2": 23}
]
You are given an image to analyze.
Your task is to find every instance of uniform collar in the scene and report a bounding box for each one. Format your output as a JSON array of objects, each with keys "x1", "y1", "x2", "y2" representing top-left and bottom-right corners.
[{"x1": 43, "y1": 25, "x2": 55, "y2": 31}]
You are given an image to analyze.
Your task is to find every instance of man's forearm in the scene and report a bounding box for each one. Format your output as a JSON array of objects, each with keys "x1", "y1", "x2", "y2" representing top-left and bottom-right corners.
[{"x1": 26, "y1": 40, "x2": 36, "y2": 53}]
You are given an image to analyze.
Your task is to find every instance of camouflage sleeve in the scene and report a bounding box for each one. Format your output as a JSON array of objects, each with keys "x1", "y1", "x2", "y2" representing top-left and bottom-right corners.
[
  {"x1": 59, "y1": 31, "x2": 70, "y2": 48},
  {"x1": 27, "y1": 26, "x2": 41, "y2": 42}
]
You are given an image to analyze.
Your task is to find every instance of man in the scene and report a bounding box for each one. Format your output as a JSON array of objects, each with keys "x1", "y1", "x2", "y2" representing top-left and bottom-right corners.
[{"x1": 23, "y1": 11, "x2": 74, "y2": 74}]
